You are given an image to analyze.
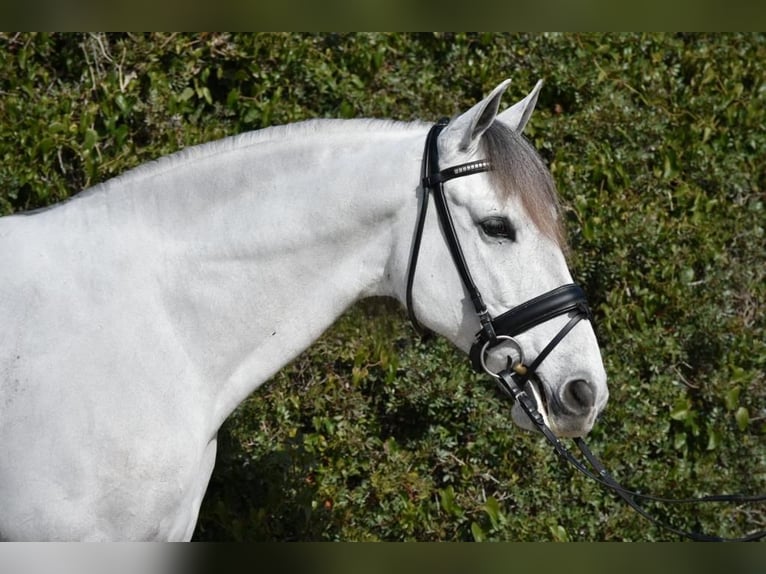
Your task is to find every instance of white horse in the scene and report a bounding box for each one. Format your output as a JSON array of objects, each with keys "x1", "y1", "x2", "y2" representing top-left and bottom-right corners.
[{"x1": 0, "y1": 80, "x2": 608, "y2": 541}]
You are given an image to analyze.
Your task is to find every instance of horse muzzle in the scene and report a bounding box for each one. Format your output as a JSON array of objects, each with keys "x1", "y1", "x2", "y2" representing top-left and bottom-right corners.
[{"x1": 469, "y1": 284, "x2": 604, "y2": 437}]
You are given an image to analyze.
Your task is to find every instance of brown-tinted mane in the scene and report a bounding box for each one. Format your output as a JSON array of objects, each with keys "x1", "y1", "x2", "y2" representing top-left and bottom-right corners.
[{"x1": 482, "y1": 122, "x2": 567, "y2": 251}]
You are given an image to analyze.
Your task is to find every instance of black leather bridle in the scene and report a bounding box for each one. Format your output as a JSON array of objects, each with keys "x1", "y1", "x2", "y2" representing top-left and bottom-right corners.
[
  {"x1": 405, "y1": 119, "x2": 765, "y2": 542},
  {"x1": 406, "y1": 118, "x2": 591, "y2": 381}
]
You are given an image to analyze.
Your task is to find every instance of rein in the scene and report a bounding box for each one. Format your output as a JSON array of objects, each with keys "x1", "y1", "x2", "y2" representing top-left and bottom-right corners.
[
  {"x1": 496, "y1": 367, "x2": 766, "y2": 542},
  {"x1": 407, "y1": 119, "x2": 766, "y2": 542}
]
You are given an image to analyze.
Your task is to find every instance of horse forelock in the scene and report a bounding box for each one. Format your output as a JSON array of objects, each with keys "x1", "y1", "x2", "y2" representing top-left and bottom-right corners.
[{"x1": 482, "y1": 122, "x2": 567, "y2": 253}]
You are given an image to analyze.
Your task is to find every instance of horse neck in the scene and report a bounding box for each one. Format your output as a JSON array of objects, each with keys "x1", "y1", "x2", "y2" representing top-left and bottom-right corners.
[{"x1": 86, "y1": 120, "x2": 426, "y2": 427}]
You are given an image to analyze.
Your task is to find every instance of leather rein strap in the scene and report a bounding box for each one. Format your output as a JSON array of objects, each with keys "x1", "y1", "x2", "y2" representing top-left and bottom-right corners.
[{"x1": 496, "y1": 367, "x2": 766, "y2": 542}]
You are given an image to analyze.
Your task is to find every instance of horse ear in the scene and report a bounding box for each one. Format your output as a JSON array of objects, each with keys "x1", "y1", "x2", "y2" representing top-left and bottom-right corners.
[
  {"x1": 442, "y1": 79, "x2": 512, "y2": 154},
  {"x1": 496, "y1": 79, "x2": 543, "y2": 133}
]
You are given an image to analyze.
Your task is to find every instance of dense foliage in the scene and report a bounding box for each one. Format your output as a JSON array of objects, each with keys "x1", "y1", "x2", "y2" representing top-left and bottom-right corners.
[{"x1": 1, "y1": 33, "x2": 763, "y2": 541}]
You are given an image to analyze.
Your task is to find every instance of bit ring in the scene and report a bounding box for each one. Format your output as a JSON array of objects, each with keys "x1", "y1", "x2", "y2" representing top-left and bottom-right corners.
[{"x1": 479, "y1": 335, "x2": 525, "y2": 379}]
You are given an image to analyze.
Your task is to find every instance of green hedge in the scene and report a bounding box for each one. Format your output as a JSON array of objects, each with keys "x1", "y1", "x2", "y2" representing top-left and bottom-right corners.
[{"x1": 1, "y1": 33, "x2": 763, "y2": 541}]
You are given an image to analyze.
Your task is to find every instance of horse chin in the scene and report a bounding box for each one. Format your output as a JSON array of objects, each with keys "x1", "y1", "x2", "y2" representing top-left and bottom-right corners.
[
  {"x1": 510, "y1": 378, "x2": 551, "y2": 432},
  {"x1": 509, "y1": 378, "x2": 595, "y2": 438}
]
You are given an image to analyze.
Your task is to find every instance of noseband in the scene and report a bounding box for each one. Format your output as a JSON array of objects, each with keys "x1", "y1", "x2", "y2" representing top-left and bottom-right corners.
[{"x1": 405, "y1": 119, "x2": 765, "y2": 542}]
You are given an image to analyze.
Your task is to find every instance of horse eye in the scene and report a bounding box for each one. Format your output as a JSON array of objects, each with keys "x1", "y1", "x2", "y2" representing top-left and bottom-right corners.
[{"x1": 479, "y1": 217, "x2": 515, "y2": 240}]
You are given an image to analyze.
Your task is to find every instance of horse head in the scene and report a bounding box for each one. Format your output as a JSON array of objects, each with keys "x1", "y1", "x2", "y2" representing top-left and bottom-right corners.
[{"x1": 405, "y1": 80, "x2": 608, "y2": 437}]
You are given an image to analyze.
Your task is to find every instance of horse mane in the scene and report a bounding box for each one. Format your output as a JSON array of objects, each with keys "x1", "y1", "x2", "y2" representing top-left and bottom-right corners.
[
  {"x1": 88, "y1": 119, "x2": 423, "y2": 197},
  {"x1": 482, "y1": 122, "x2": 567, "y2": 251}
]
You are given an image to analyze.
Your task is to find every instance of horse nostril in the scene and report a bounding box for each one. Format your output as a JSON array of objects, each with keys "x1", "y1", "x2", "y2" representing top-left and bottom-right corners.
[{"x1": 560, "y1": 379, "x2": 596, "y2": 414}]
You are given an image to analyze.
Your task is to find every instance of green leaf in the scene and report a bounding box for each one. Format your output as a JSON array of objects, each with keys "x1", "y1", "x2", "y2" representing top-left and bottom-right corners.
[
  {"x1": 438, "y1": 486, "x2": 462, "y2": 518},
  {"x1": 339, "y1": 100, "x2": 354, "y2": 118},
  {"x1": 735, "y1": 407, "x2": 749, "y2": 431},
  {"x1": 679, "y1": 267, "x2": 695, "y2": 284},
  {"x1": 82, "y1": 128, "x2": 98, "y2": 151},
  {"x1": 706, "y1": 428, "x2": 721, "y2": 451},
  {"x1": 115, "y1": 93, "x2": 128, "y2": 113},
  {"x1": 471, "y1": 521, "x2": 486, "y2": 542},
  {"x1": 549, "y1": 524, "x2": 569, "y2": 542},
  {"x1": 483, "y1": 496, "x2": 501, "y2": 529},
  {"x1": 670, "y1": 399, "x2": 690, "y2": 422},
  {"x1": 179, "y1": 87, "x2": 195, "y2": 102},
  {"x1": 226, "y1": 88, "x2": 240, "y2": 109},
  {"x1": 201, "y1": 86, "x2": 213, "y2": 105},
  {"x1": 724, "y1": 387, "x2": 740, "y2": 411}
]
